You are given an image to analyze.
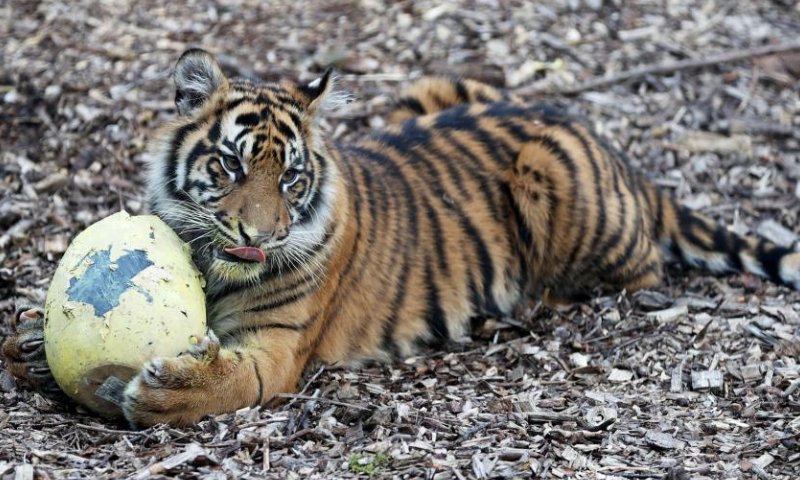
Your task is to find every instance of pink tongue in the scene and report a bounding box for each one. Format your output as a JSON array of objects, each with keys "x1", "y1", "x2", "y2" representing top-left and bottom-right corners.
[{"x1": 224, "y1": 247, "x2": 267, "y2": 264}]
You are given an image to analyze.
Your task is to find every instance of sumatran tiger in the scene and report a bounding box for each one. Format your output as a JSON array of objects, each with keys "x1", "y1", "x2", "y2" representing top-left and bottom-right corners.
[{"x1": 3, "y1": 49, "x2": 799, "y2": 427}]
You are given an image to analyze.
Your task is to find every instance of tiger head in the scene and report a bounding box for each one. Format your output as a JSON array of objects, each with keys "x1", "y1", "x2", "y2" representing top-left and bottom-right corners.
[{"x1": 147, "y1": 49, "x2": 347, "y2": 286}]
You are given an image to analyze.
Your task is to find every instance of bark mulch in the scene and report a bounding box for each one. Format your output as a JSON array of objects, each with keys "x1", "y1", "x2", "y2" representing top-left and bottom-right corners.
[{"x1": 2, "y1": 0, "x2": 800, "y2": 478}]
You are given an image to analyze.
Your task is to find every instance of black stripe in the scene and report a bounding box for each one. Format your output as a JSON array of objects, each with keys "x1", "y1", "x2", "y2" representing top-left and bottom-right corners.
[
  {"x1": 234, "y1": 128, "x2": 251, "y2": 143},
  {"x1": 364, "y1": 142, "x2": 501, "y2": 317},
  {"x1": 226, "y1": 98, "x2": 246, "y2": 111},
  {"x1": 678, "y1": 209, "x2": 715, "y2": 252},
  {"x1": 542, "y1": 176, "x2": 559, "y2": 258},
  {"x1": 434, "y1": 105, "x2": 516, "y2": 165},
  {"x1": 602, "y1": 204, "x2": 645, "y2": 277},
  {"x1": 288, "y1": 111, "x2": 303, "y2": 130},
  {"x1": 498, "y1": 118, "x2": 531, "y2": 143},
  {"x1": 365, "y1": 163, "x2": 402, "y2": 357},
  {"x1": 527, "y1": 134, "x2": 583, "y2": 268},
  {"x1": 379, "y1": 120, "x2": 470, "y2": 199},
  {"x1": 423, "y1": 199, "x2": 449, "y2": 274},
  {"x1": 380, "y1": 245, "x2": 412, "y2": 355},
  {"x1": 276, "y1": 120, "x2": 296, "y2": 140},
  {"x1": 236, "y1": 113, "x2": 260, "y2": 127},
  {"x1": 295, "y1": 152, "x2": 327, "y2": 226},
  {"x1": 509, "y1": 191, "x2": 535, "y2": 255},
  {"x1": 453, "y1": 78, "x2": 469, "y2": 103},
  {"x1": 165, "y1": 122, "x2": 198, "y2": 196},
  {"x1": 758, "y1": 244, "x2": 791, "y2": 284},
  {"x1": 344, "y1": 146, "x2": 420, "y2": 355},
  {"x1": 424, "y1": 263, "x2": 449, "y2": 343},
  {"x1": 298, "y1": 147, "x2": 370, "y2": 356},
  {"x1": 238, "y1": 223, "x2": 250, "y2": 245},
  {"x1": 183, "y1": 141, "x2": 213, "y2": 192},
  {"x1": 710, "y1": 220, "x2": 745, "y2": 271},
  {"x1": 561, "y1": 123, "x2": 606, "y2": 266},
  {"x1": 574, "y1": 149, "x2": 628, "y2": 280},
  {"x1": 235, "y1": 322, "x2": 307, "y2": 333},
  {"x1": 359, "y1": 167, "x2": 381, "y2": 255},
  {"x1": 207, "y1": 119, "x2": 221, "y2": 143},
  {"x1": 442, "y1": 130, "x2": 503, "y2": 218},
  {"x1": 654, "y1": 189, "x2": 666, "y2": 240},
  {"x1": 246, "y1": 287, "x2": 314, "y2": 312},
  {"x1": 605, "y1": 257, "x2": 660, "y2": 286},
  {"x1": 396, "y1": 97, "x2": 426, "y2": 115},
  {"x1": 483, "y1": 102, "x2": 566, "y2": 125},
  {"x1": 251, "y1": 355, "x2": 264, "y2": 406}
]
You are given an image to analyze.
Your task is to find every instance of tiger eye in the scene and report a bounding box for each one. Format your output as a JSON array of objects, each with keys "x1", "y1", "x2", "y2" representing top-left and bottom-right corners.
[
  {"x1": 221, "y1": 156, "x2": 241, "y2": 172},
  {"x1": 282, "y1": 169, "x2": 299, "y2": 185}
]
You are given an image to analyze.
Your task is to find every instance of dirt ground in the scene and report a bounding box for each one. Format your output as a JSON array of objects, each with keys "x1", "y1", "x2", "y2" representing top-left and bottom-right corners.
[{"x1": 2, "y1": 0, "x2": 800, "y2": 478}]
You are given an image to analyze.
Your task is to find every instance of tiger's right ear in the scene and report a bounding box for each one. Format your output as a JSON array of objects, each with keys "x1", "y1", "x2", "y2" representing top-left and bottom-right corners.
[{"x1": 174, "y1": 49, "x2": 228, "y2": 116}]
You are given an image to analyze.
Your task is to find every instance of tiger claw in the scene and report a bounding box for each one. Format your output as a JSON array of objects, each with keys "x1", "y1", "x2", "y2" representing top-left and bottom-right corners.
[
  {"x1": 14, "y1": 306, "x2": 45, "y2": 328},
  {"x1": 19, "y1": 339, "x2": 44, "y2": 353},
  {"x1": 187, "y1": 331, "x2": 221, "y2": 360},
  {"x1": 2, "y1": 305, "x2": 67, "y2": 402}
]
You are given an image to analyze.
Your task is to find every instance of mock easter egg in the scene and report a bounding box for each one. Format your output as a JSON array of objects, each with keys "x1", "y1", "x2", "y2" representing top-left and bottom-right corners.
[{"x1": 44, "y1": 211, "x2": 206, "y2": 417}]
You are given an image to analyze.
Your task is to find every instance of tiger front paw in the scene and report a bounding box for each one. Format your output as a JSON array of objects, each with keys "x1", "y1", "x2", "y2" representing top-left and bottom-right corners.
[
  {"x1": 122, "y1": 332, "x2": 233, "y2": 427},
  {"x1": 1, "y1": 307, "x2": 66, "y2": 401}
]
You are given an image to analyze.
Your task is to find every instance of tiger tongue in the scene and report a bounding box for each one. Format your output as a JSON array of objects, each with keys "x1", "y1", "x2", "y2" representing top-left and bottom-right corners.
[{"x1": 224, "y1": 246, "x2": 267, "y2": 264}]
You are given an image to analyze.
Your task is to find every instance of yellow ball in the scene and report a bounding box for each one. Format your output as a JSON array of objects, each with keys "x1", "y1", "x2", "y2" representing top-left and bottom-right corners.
[{"x1": 44, "y1": 211, "x2": 206, "y2": 417}]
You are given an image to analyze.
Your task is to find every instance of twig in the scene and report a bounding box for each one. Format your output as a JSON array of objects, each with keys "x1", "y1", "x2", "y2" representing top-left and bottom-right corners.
[
  {"x1": 283, "y1": 365, "x2": 326, "y2": 410},
  {"x1": 74, "y1": 423, "x2": 147, "y2": 436},
  {"x1": 458, "y1": 421, "x2": 492, "y2": 442},
  {"x1": 262, "y1": 436, "x2": 270, "y2": 472},
  {"x1": 290, "y1": 388, "x2": 320, "y2": 435},
  {"x1": 276, "y1": 393, "x2": 371, "y2": 411},
  {"x1": 520, "y1": 39, "x2": 800, "y2": 95},
  {"x1": 237, "y1": 416, "x2": 291, "y2": 429}
]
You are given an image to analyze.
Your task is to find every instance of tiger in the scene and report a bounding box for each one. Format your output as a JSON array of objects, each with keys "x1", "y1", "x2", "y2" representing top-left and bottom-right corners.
[{"x1": 3, "y1": 49, "x2": 799, "y2": 428}]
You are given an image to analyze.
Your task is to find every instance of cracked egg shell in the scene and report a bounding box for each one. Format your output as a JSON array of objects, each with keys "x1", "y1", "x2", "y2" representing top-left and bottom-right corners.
[{"x1": 44, "y1": 211, "x2": 206, "y2": 417}]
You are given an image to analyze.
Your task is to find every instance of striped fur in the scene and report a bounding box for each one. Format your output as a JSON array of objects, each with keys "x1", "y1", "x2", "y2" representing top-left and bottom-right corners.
[
  {"x1": 122, "y1": 52, "x2": 800, "y2": 426},
  {"x1": 19, "y1": 50, "x2": 799, "y2": 427}
]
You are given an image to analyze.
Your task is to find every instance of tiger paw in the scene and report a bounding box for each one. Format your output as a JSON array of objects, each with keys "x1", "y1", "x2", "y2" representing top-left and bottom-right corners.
[
  {"x1": 122, "y1": 332, "x2": 230, "y2": 427},
  {"x1": 1, "y1": 307, "x2": 66, "y2": 401}
]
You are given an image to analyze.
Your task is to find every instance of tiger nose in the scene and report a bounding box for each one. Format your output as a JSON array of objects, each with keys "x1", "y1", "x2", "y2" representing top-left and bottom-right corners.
[{"x1": 250, "y1": 227, "x2": 289, "y2": 245}]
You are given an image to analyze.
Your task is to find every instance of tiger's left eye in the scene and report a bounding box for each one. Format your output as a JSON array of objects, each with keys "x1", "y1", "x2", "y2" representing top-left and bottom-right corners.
[
  {"x1": 221, "y1": 155, "x2": 242, "y2": 172},
  {"x1": 282, "y1": 169, "x2": 300, "y2": 185}
]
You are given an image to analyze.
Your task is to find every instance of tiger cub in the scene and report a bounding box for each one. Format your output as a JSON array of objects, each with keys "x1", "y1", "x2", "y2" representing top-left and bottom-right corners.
[{"x1": 3, "y1": 50, "x2": 799, "y2": 427}]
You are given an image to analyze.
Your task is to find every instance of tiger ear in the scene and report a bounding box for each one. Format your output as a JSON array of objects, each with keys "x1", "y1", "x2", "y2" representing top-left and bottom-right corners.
[
  {"x1": 299, "y1": 68, "x2": 351, "y2": 114},
  {"x1": 174, "y1": 49, "x2": 228, "y2": 116}
]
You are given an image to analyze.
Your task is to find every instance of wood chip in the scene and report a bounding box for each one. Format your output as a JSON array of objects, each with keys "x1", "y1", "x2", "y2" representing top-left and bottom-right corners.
[
  {"x1": 645, "y1": 431, "x2": 683, "y2": 450},
  {"x1": 33, "y1": 172, "x2": 70, "y2": 194},
  {"x1": 740, "y1": 365, "x2": 763, "y2": 383},
  {"x1": 691, "y1": 370, "x2": 724, "y2": 390},
  {"x1": 13, "y1": 465, "x2": 34, "y2": 480},
  {"x1": 673, "y1": 131, "x2": 752, "y2": 155},
  {"x1": 608, "y1": 369, "x2": 634, "y2": 383},
  {"x1": 757, "y1": 219, "x2": 798, "y2": 248},
  {"x1": 646, "y1": 306, "x2": 688, "y2": 322},
  {"x1": 671, "y1": 358, "x2": 686, "y2": 393},
  {"x1": 132, "y1": 443, "x2": 215, "y2": 479}
]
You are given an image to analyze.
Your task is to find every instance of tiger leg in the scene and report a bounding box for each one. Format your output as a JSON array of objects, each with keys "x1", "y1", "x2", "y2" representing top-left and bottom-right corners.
[
  {"x1": 509, "y1": 137, "x2": 663, "y2": 299},
  {"x1": 599, "y1": 228, "x2": 663, "y2": 293},
  {"x1": 122, "y1": 328, "x2": 304, "y2": 427}
]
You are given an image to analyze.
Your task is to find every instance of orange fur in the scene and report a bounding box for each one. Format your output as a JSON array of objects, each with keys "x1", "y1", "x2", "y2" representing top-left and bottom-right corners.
[{"x1": 4, "y1": 56, "x2": 798, "y2": 427}]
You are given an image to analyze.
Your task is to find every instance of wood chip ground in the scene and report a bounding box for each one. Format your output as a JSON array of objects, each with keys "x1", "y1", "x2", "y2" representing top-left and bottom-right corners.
[{"x1": 2, "y1": 0, "x2": 800, "y2": 478}]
